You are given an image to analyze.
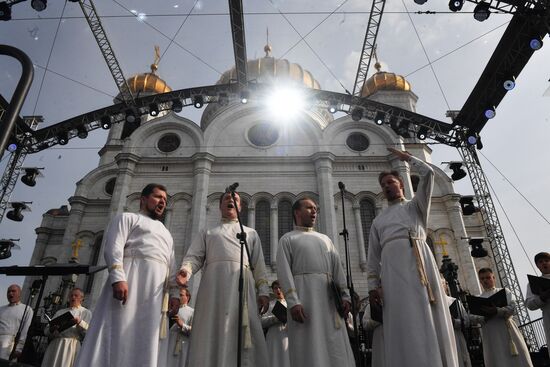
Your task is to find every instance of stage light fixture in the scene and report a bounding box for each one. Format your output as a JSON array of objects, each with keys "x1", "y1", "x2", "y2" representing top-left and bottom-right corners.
[
  {"x1": 76, "y1": 125, "x2": 88, "y2": 139},
  {"x1": 21, "y1": 168, "x2": 42, "y2": 187},
  {"x1": 171, "y1": 99, "x2": 183, "y2": 113},
  {"x1": 193, "y1": 95, "x2": 204, "y2": 109},
  {"x1": 374, "y1": 111, "x2": 385, "y2": 125},
  {"x1": 0, "y1": 2, "x2": 12, "y2": 21},
  {"x1": 7, "y1": 143, "x2": 17, "y2": 152},
  {"x1": 414, "y1": 0, "x2": 427, "y2": 4},
  {"x1": 503, "y1": 77, "x2": 515, "y2": 91},
  {"x1": 57, "y1": 132, "x2": 69, "y2": 145},
  {"x1": 459, "y1": 196, "x2": 477, "y2": 216},
  {"x1": 473, "y1": 2, "x2": 490, "y2": 21},
  {"x1": 6, "y1": 202, "x2": 29, "y2": 222},
  {"x1": 31, "y1": 0, "x2": 47, "y2": 11},
  {"x1": 328, "y1": 100, "x2": 338, "y2": 114},
  {"x1": 417, "y1": 126, "x2": 429, "y2": 140},
  {"x1": 449, "y1": 162, "x2": 467, "y2": 181},
  {"x1": 125, "y1": 109, "x2": 138, "y2": 123},
  {"x1": 149, "y1": 103, "x2": 159, "y2": 116},
  {"x1": 240, "y1": 90, "x2": 250, "y2": 104},
  {"x1": 484, "y1": 107, "x2": 496, "y2": 119},
  {"x1": 350, "y1": 108, "x2": 363, "y2": 121},
  {"x1": 218, "y1": 93, "x2": 229, "y2": 106},
  {"x1": 530, "y1": 37, "x2": 543, "y2": 50},
  {"x1": 449, "y1": 0, "x2": 463, "y2": 11},
  {"x1": 101, "y1": 116, "x2": 112, "y2": 130},
  {"x1": 469, "y1": 238, "x2": 488, "y2": 258},
  {"x1": 266, "y1": 86, "x2": 306, "y2": 121},
  {"x1": 0, "y1": 239, "x2": 19, "y2": 260}
]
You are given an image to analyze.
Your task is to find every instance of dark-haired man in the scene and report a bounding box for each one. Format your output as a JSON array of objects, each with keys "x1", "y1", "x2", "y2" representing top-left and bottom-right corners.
[
  {"x1": 526, "y1": 252, "x2": 550, "y2": 358},
  {"x1": 366, "y1": 147, "x2": 458, "y2": 367},
  {"x1": 276, "y1": 197, "x2": 355, "y2": 367},
  {"x1": 0, "y1": 284, "x2": 33, "y2": 361},
  {"x1": 75, "y1": 183, "x2": 179, "y2": 367}
]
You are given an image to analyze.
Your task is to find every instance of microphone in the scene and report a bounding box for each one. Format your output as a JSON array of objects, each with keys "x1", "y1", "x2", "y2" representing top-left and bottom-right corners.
[
  {"x1": 225, "y1": 182, "x2": 239, "y2": 193},
  {"x1": 338, "y1": 181, "x2": 345, "y2": 191}
]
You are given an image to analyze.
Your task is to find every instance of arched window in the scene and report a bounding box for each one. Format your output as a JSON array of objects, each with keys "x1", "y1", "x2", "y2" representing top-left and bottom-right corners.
[
  {"x1": 360, "y1": 199, "x2": 376, "y2": 256},
  {"x1": 255, "y1": 200, "x2": 271, "y2": 265},
  {"x1": 239, "y1": 200, "x2": 249, "y2": 227},
  {"x1": 85, "y1": 236, "x2": 103, "y2": 294},
  {"x1": 278, "y1": 200, "x2": 293, "y2": 239}
]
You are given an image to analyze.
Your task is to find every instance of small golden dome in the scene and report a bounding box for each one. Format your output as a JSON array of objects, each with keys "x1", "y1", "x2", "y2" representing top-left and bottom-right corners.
[
  {"x1": 126, "y1": 46, "x2": 172, "y2": 95},
  {"x1": 361, "y1": 69, "x2": 412, "y2": 98}
]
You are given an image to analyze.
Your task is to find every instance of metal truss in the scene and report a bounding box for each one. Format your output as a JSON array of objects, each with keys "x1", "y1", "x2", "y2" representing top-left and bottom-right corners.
[
  {"x1": 75, "y1": 0, "x2": 134, "y2": 106},
  {"x1": 352, "y1": 0, "x2": 387, "y2": 96},
  {"x1": 464, "y1": 0, "x2": 548, "y2": 14},
  {"x1": 228, "y1": 0, "x2": 248, "y2": 89},
  {"x1": 459, "y1": 143, "x2": 538, "y2": 349}
]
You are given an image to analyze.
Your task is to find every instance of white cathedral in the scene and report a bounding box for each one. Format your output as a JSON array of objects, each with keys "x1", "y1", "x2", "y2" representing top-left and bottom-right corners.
[{"x1": 24, "y1": 46, "x2": 494, "y2": 309}]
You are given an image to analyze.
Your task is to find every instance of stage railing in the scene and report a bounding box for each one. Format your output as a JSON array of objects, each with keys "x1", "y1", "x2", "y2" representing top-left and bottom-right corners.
[{"x1": 520, "y1": 317, "x2": 547, "y2": 352}]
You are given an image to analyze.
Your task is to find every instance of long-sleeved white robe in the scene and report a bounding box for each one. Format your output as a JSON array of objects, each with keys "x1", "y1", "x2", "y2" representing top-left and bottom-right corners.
[
  {"x1": 166, "y1": 304, "x2": 193, "y2": 367},
  {"x1": 261, "y1": 299, "x2": 290, "y2": 367},
  {"x1": 0, "y1": 303, "x2": 33, "y2": 360},
  {"x1": 525, "y1": 274, "x2": 550, "y2": 358},
  {"x1": 446, "y1": 296, "x2": 472, "y2": 367},
  {"x1": 41, "y1": 305, "x2": 92, "y2": 367},
  {"x1": 479, "y1": 287, "x2": 533, "y2": 367},
  {"x1": 276, "y1": 227, "x2": 356, "y2": 367},
  {"x1": 361, "y1": 304, "x2": 384, "y2": 367},
  {"x1": 366, "y1": 155, "x2": 458, "y2": 367},
  {"x1": 179, "y1": 219, "x2": 270, "y2": 367},
  {"x1": 74, "y1": 212, "x2": 177, "y2": 367}
]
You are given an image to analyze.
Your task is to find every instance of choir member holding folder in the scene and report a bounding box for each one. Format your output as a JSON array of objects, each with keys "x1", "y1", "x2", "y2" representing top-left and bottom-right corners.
[{"x1": 525, "y1": 251, "x2": 550, "y2": 358}]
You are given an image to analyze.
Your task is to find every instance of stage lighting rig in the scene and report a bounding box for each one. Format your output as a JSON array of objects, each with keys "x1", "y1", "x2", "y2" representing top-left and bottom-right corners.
[
  {"x1": 171, "y1": 99, "x2": 183, "y2": 113},
  {"x1": 6, "y1": 202, "x2": 31, "y2": 222},
  {"x1": 351, "y1": 107, "x2": 363, "y2": 121},
  {"x1": 100, "y1": 116, "x2": 112, "y2": 130},
  {"x1": 76, "y1": 125, "x2": 88, "y2": 139},
  {"x1": 374, "y1": 111, "x2": 385, "y2": 125},
  {"x1": 21, "y1": 167, "x2": 44, "y2": 187},
  {"x1": 417, "y1": 126, "x2": 429, "y2": 140},
  {"x1": 149, "y1": 103, "x2": 159, "y2": 116},
  {"x1": 0, "y1": 239, "x2": 20, "y2": 260},
  {"x1": 193, "y1": 95, "x2": 204, "y2": 109}
]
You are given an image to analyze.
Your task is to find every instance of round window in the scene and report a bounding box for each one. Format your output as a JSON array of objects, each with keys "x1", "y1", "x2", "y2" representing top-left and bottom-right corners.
[
  {"x1": 346, "y1": 132, "x2": 370, "y2": 152},
  {"x1": 247, "y1": 123, "x2": 279, "y2": 147},
  {"x1": 158, "y1": 133, "x2": 181, "y2": 153},
  {"x1": 105, "y1": 178, "x2": 116, "y2": 196}
]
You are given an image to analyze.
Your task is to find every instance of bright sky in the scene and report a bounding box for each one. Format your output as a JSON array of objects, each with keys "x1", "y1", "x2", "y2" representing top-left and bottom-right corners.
[{"x1": 0, "y1": 0, "x2": 549, "y2": 312}]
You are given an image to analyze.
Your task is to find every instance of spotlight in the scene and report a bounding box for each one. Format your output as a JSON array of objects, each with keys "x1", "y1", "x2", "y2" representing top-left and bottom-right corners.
[
  {"x1": 328, "y1": 100, "x2": 338, "y2": 114},
  {"x1": 449, "y1": 0, "x2": 463, "y2": 11},
  {"x1": 218, "y1": 93, "x2": 228, "y2": 106},
  {"x1": 149, "y1": 103, "x2": 159, "y2": 116},
  {"x1": 7, "y1": 143, "x2": 17, "y2": 152},
  {"x1": 31, "y1": 0, "x2": 47, "y2": 12},
  {"x1": 530, "y1": 37, "x2": 543, "y2": 51},
  {"x1": 414, "y1": 0, "x2": 427, "y2": 4},
  {"x1": 503, "y1": 77, "x2": 515, "y2": 91},
  {"x1": 351, "y1": 107, "x2": 363, "y2": 121},
  {"x1": 0, "y1": 239, "x2": 20, "y2": 260},
  {"x1": 76, "y1": 125, "x2": 88, "y2": 139},
  {"x1": 484, "y1": 107, "x2": 496, "y2": 119},
  {"x1": 57, "y1": 131, "x2": 69, "y2": 145},
  {"x1": 459, "y1": 196, "x2": 477, "y2": 216},
  {"x1": 392, "y1": 119, "x2": 411, "y2": 138},
  {"x1": 473, "y1": 2, "x2": 490, "y2": 22},
  {"x1": 469, "y1": 238, "x2": 488, "y2": 258},
  {"x1": 125, "y1": 109, "x2": 138, "y2": 123},
  {"x1": 240, "y1": 90, "x2": 250, "y2": 104},
  {"x1": 193, "y1": 95, "x2": 204, "y2": 109},
  {"x1": 449, "y1": 162, "x2": 466, "y2": 181},
  {"x1": 6, "y1": 202, "x2": 30, "y2": 222},
  {"x1": 171, "y1": 99, "x2": 183, "y2": 113},
  {"x1": 417, "y1": 126, "x2": 429, "y2": 140},
  {"x1": 374, "y1": 111, "x2": 385, "y2": 125},
  {"x1": 0, "y1": 2, "x2": 12, "y2": 21},
  {"x1": 266, "y1": 86, "x2": 306, "y2": 120},
  {"x1": 100, "y1": 116, "x2": 112, "y2": 130},
  {"x1": 466, "y1": 133, "x2": 477, "y2": 145},
  {"x1": 21, "y1": 168, "x2": 42, "y2": 187}
]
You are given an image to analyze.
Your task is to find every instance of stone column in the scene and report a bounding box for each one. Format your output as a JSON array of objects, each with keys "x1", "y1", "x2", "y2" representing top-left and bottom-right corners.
[
  {"x1": 188, "y1": 153, "x2": 215, "y2": 245},
  {"x1": 353, "y1": 203, "x2": 367, "y2": 271},
  {"x1": 312, "y1": 152, "x2": 338, "y2": 245},
  {"x1": 270, "y1": 203, "x2": 278, "y2": 270}
]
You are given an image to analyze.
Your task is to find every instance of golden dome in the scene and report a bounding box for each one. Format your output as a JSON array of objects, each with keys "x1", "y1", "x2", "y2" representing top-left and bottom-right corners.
[
  {"x1": 126, "y1": 46, "x2": 172, "y2": 95},
  {"x1": 361, "y1": 62, "x2": 412, "y2": 98}
]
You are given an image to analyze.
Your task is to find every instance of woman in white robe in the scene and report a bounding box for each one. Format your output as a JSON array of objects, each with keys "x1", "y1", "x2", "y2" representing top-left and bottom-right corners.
[{"x1": 260, "y1": 281, "x2": 290, "y2": 367}]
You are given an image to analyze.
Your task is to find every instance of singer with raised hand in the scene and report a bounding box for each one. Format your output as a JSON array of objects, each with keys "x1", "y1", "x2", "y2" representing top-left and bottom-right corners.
[
  {"x1": 366, "y1": 147, "x2": 458, "y2": 367},
  {"x1": 176, "y1": 187, "x2": 270, "y2": 367}
]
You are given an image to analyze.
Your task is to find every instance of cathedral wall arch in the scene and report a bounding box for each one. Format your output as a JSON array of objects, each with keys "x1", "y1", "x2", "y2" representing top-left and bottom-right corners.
[{"x1": 74, "y1": 165, "x2": 119, "y2": 198}]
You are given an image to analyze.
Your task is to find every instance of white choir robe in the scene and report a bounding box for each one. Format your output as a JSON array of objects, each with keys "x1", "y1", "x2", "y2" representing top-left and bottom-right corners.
[
  {"x1": 166, "y1": 305, "x2": 193, "y2": 367},
  {"x1": 74, "y1": 212, "x2": 178, "y2": 367},
  {"x1": 366, "y1": 156, "x2": 458, "y2": 367},
  {"x1": 0, "y1": 303, "x2": 33, "y2": 360},
  {"x1": 41, "y1": 305, "x2": 92, "y2": 367},
  {"x1": 478, "y1": 287, "x2": 533, "y2": 367},
  {"x1": 277, "y1": 227, "x2": 356, "y2": 367},
  {"x1": 180, "y1": 219, "x2": 270, "y2": 367},
  {"x1": 361, "y1": 304, "x2": 385, "y2": 367},
  {"x1": 525, "y1": 274, "x2": 550, "y2": 358},
  {"x1": 261, "y1": 300, "x2": 290, "y2": 367},
  {"x1": 446, "y1": 296, "x2": 472, "y2": 367}
]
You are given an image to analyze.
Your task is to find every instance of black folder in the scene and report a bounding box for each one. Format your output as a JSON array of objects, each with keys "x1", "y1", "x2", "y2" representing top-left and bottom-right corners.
[
  {"x1": 49, "y1": 311, "x2": 76, "y2": 333},
  {"x1": 272, "y1": 301, "x2": 287, "y2": 324},
  {"x1": 527, "y1": 274, "x2": 550, "y2": 296},
  {"x1": 466, "y1": 289, "x2": 507, "y2": 317}
]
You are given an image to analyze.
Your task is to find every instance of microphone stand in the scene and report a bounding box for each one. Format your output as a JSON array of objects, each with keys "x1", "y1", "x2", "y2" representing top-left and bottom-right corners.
[
  {"x1": 228, "y1": 187, "x2": 253, "y2": 367},
  {"x1": 338, "y1": 182, "x2": 360, "y2": 366}
]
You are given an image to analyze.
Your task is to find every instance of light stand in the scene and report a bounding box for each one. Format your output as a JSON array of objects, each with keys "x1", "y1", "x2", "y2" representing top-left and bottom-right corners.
[{"x1": 338, "y1": 181, "x2": 360, "y2": 365}]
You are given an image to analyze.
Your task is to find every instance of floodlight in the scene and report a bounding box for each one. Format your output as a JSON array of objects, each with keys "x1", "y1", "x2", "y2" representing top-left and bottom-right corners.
[
  {"x1": 449, "y1": 0, "x2": 464, "y2": 11},
  {"x1": 473, "y1": 2, "x2": 490, "y2": 21},
  {"x1": 57, "y1": 132, "x2": 69, "y2": 145},
  {"x1": 503, "y1": 77, "x2": 515, "y2": 91},
  {"x1": 7, "y1": 143, "x2": 17, "y2": 152},
  {"x1": 21, "y1": 168, "x2": 42, "y2": 187},
  {"x1": 171, "y1": 99, "x2": 183, "y2": 113},
  {"x1": 484, "y1": 107, "x2": 496, "y2": 119},
  {"x1": 351, "y1": 108, "x2": 363, "y2": 121},
  {"x1": 417, "y1": 126, "x2": 429, "y2": 140},
  {"x1": 414, "y1": 0, "x2": 427, "y2": 4},
  {"x1": 530, "y1": 37, "x2": 543, "y2": 50},
  {"x1": 469, "y1": 238, "x2": 488, "y2": 258},
  {"x1": 218, "y1": 93, "x2": 229, "y2": 106},
  {"x1": 328, "y1": 100, "x2": 338, "y2": 114},
  {"x1": 193, "y1": 95, "x2": 204, "y2": 108},
  {"x1": 0, "y1": 239, "x2": 20, "y2": 260},
  {"x1": 240, "y1": 90, "x2": 250, "y2": 104},
  {"x1": 449, "y1": 162, "x2": 466, "y2": 181},
  {"x1": 0, "y1": 3, "x2": 12, "y2": 21},
  {"x1": 31, "y1": 0, "x2": 47, "y2": 12},
  {"x1": 459, "y1": 196, "x2": 477, "y2": 216},
  {"x1": 7, "y1": 202, "x2": 30, "y2": 222},
  {"x1": 149, "y1": 103, "x2": 159, "y2": 116},
  {"x1": 266, "y1": 86, "x2": 306, "y2": 120},
  {"x1": 76, "y1": 125, "x2": 88, "y2": 139},
  {"x1": 125, "y1": 109, "x2": 140, "y2": 124},
  {"x1": 101, "y1": 116, "x2": 112, "y2": 130},
  {"x1": 374, "y1": 111, "x2": 385, "y2": 125}
]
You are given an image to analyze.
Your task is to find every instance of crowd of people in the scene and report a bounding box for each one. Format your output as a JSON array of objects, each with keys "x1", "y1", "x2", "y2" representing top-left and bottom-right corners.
[{"x1": 0, "y1": 147, "x2": 548, "y2": 367}]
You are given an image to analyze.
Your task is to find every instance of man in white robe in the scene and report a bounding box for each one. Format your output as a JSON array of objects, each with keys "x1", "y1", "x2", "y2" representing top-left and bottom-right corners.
[
  {"x1": 477, "y1": 267, "x2": 533, "y2": 367},
  {"x1": 41, "y1": 288, "x2": 92, "y2": 367},
  {"x1": 0, "y1": 284, "x2": 33, "y2": 361},
  {"x1": 366, "y1": 147, "x2": 458, "y2": 367},
  {"x1": 277, "y1": 197, "x2": 356, "y2": 367},
  {"x1": 177, "y1": 191, "x2": 270, "y2": 367},
  {"x1": 166, "y1": 287, "x2": 193, "y2": 367},
  {"x1": 525, "y1": 251, "x2": 550, "y2": 358},
  {"x1": 75, "y1": 183, "x2": 179, "y2": 367},
  {"x1": 260, "y1": 280, "x2": 290, "y2": 367}
]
